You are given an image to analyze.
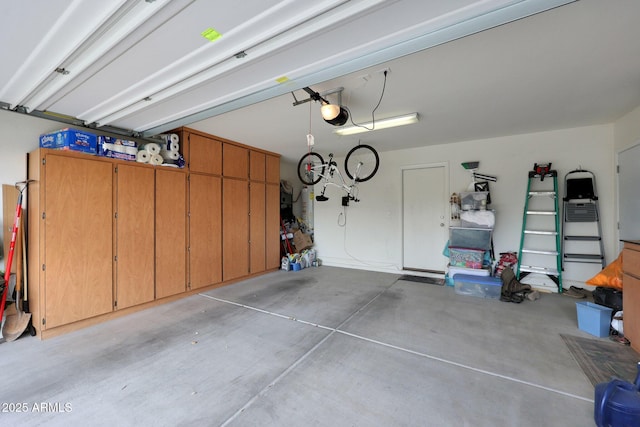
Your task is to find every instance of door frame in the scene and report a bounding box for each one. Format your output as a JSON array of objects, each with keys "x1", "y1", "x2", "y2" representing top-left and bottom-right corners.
[{"x1": 400, "y1": 161, "x2": 449, "y2": 274}]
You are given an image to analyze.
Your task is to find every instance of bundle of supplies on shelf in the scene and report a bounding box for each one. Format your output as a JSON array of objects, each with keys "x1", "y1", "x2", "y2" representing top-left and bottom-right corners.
[
  {"x1": 98, "y1": 136, "x2": 138, "y2": 161},
  {"x1": 136, "y1": 133, "x2": 185, "y2": 168},
  {"x1": 39, "y1": 128, "x2": 98, "y2": 154}
]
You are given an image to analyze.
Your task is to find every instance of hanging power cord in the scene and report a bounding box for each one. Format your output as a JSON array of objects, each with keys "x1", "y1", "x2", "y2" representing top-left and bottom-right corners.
[
  {"x1": 338, "y1": 204, "x2": 402, "y2": 270},
  {"x1": 343, "y1": 69, "x2": 388, "y2": 132}
]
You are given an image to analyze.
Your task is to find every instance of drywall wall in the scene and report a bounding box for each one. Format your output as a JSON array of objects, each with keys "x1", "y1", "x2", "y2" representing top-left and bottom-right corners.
[
  {"x1": 309, "y1": 124, "x2": 615, "y2": 287},
  {"x1": 614, "y1": 104, "x2": 640, "y2": 153},
  {"x1": 0, "y1": 110, "x2": 62, "y2": 268},
  {"x1": 614, "y1": 104, "x2": 640, "y2": 248}
]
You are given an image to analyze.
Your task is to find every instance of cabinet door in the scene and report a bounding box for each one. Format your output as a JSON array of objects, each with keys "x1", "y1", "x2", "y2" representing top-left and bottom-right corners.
[
  {"x1": 266, "y1": 183, "x2": 281, "y2": 269},
  {"x1": 156, "y1": 169, "x2": 187, "y2": 298},
  {"x1": 44, "y1": 155, "x2": 113, "y2": 328},
  {"x1": 189, "y1": 133, "x2": 222, "y2": 175},
  {"x1": 223, "y1": 144, "x2": 248, "y2": 178},
  {"x1": 223, "y1": 178, "x2": 249, "y2": 280},
  {"x1": 190, "y1": 174, "x2": 222, "y2": 288},
  {"x1": 116, "y1": 164, "x2": 155, "y2": 309},
  {"x1": 250, "y1": 182, "x2": 266, "y2": 274},
  {"x1": 250, "y1": 150, "x2": 266, "y2": 181},
  {"x1": 266, "y1": 154, "x2": 280, "y2": 184}
]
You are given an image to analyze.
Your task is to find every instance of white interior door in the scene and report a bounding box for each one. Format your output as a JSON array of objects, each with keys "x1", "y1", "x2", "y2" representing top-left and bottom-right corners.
[{"x1": 402, "y1": 165, "x2": 448, "y2": 272}]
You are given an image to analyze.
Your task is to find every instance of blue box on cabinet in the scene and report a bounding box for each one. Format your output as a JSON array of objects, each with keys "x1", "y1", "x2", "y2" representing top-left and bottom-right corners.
[{"x1": 39, "y1": 128, "x2": 97, "y2": 154}]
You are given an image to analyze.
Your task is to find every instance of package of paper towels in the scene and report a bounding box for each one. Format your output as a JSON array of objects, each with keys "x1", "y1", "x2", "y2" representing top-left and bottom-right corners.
[{"x1": 98, "y1": 136, "x2": 138, "y2": 161}]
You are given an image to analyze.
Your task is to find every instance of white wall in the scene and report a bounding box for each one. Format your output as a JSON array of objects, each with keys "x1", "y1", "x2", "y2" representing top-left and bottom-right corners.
[
  {"x1": 304, "y1": 124, "x2": 615, "y2": 287},
  {"x1": 0, "y1": 110, "x2": 64, "y2": 267},
  {"x1": 614, "y1": 104, "x2": 640, "y2": 153}
]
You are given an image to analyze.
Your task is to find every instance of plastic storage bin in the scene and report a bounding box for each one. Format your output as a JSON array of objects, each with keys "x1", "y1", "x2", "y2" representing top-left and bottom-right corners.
[
  {"x1": 460, "y1": 191, "x2": 489, "y2": 210},
  {"x1": 449, "y1": 247, "x2": 485, "y2": 269},
  {"x1": 445, "y1": 265, "x2": 490, "y2": 287},
  {"x1": 576, "y1": 301, "x2": 612, "y2": 337},
  {"x1": 449, "y1": 227, "x2": 493, "y2": 250},
  {"x1": 453, "y1": 274, "x2": 502, "y2": 299}
]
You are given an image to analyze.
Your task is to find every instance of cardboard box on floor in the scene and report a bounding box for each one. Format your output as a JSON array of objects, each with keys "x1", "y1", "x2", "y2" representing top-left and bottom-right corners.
[{"x1": 293, "y1": 229, "x2": 313, "y2": 252}]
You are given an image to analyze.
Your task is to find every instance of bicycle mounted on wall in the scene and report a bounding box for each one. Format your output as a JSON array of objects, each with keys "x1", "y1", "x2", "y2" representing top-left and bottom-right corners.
[{"x1": 297, "y1": 144, "x2": 379, "y2": 205}]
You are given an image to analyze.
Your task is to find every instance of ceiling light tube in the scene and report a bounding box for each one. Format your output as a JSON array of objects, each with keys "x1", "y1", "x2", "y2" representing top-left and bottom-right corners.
[{"x1": 334, "y1": 113, "x2": 419, "y2": 136}]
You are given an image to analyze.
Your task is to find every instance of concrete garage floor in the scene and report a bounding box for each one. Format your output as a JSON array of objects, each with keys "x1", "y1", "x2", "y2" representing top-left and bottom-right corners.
[{"x1": 0, "y1": 266, "x2": 597, "y2": 426}]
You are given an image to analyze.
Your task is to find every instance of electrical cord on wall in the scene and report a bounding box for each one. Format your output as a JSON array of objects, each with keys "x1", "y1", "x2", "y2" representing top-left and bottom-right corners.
[{"x1": 338, "y1": 204, "x2": 402, "y2": 270}]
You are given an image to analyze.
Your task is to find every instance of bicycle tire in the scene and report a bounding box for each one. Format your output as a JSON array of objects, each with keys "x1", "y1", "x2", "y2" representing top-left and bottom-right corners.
[
  {"x1": 297, "y1": 152, "x2": 325, "y2": 185},
  {"x1": 344, "y1": 144, "x2": 379, "y2": 182}
]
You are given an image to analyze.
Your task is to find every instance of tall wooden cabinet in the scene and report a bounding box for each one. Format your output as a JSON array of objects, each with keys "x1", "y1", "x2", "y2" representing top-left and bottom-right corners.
[
  {"x1": 29, "y1": 152, "x2": 113, "y2": 330},
  {"x1": 115, "y1": 164, "x2": 155, "y2": 309},
  {"x1": 189, "y1": 173, "x2": 222, "y2": 289},
  {"x1": 623, "y1": 241, "x2": 640, "y2": 352},
  {"x1": 156, "y1": 168, "x2": 187, "y2": 298},
  {"x1": 28, "y1": 128, "x2": 280, "y2": 339},
  {"x1": 266, "y1": 154, "x2": 281, "y2": 270}
]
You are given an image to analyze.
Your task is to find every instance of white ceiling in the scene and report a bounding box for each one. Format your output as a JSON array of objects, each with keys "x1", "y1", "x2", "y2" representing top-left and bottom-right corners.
[
  {"x1": 1, "y1": 0, "x2": 639, "y2": 163},
  {"x1": 190, "y1": 0, "x2": 640, "y2": 162}
]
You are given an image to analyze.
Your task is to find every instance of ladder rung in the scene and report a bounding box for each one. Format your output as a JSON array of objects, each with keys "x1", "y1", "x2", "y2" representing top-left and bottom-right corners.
[
  {"x1": 564, "y1": 253, "x2": 604, "y2": 260},
  {"x1": 522, "y1": 249, "x2": 559, "y2": 255},
  {"x1": 563, "y1": 235, "x2": 601, "y2": 241},
  {"x1": 526, "y1": 211, "x2": 557, "y2": 215},
  {"x1": 519, "y1": 265, "x2": 559, "y2": 275},
  {"x1": 525, "y1": 230, "x2": 558, "y2": 235},
  {"x1": 529, "y1": 191, "x2": 557, "y2": 196}
]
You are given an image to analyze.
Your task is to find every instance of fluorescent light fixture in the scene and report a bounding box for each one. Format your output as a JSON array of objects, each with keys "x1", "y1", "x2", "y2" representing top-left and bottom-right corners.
[{"x1": 334, "y1": 112, "x2": 419, "y2": 136}]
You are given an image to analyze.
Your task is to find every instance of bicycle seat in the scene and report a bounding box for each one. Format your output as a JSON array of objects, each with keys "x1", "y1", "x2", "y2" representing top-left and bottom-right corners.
[{"x1": 316, "y1": 195, "x2": 329, "y2": 202}]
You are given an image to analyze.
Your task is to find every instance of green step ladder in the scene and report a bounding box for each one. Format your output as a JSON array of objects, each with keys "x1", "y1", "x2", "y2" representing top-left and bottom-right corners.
[{"x1": 516, "y1": 164, "x2": 563, "y2": 293}]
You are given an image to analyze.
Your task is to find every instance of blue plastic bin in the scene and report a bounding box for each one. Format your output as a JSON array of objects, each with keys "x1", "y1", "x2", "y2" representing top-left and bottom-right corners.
[
  {"x1": 453, "y1": 274, "x2": 502, "y2": 299},
  {"x1": 576, "y1": 301, "x2": 612, "y2": 337}
]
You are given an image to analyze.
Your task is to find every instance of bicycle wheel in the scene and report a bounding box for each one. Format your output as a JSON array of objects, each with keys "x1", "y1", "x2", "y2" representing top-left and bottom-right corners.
[
  {"x1": 297, "y1": 152, "x2": 325, "y2": 185},
  {"x1": 344, "y1": 144, "x2": 379, "y2": 182}
]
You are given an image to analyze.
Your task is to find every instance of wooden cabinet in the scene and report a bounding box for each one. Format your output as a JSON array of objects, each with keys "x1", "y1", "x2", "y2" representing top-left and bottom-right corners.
[
  {"x1": 250, "y1": 181, "x2": 266, "y2": 274},
  {"x1": 27, "y1": 129, "x2": 279, "y2": 339},
  {"x1": 266, "y1": 154, "x2": 280, "y2": 184},
  {"x1": 623, "y1": 241, "x2": 640, "y2": 352},
  {"x1": 115, "y1": 164, "x2": 155, "y2": 309},
  {"x1": 223, "y1": 143, "x2": 248, "y2": 178},
  {"x1": 30, "y1": 152, "x2": 113, "y2": 330},
  {"x1": 250, "y1": 150, "x2": 266, "y2": 181},
  {"x1": 189, "y1": 173, "x2": 222, "y2": 289},
  {"x1": 266, "y1": 183, "x2": 281, "y2": 269},
  {"x1": 188, "y1": 132, "x2": 222, "y2": 175},
  {"x1": 223, "y1": 178, "x2": 249, "y2": 280},
  {"x1": 155, "y1": 168, "x2": 187, "y2": 298}
]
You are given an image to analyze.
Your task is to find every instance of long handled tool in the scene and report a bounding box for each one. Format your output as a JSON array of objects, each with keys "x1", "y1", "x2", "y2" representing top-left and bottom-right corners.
[
  {"x1": 2, "y1": 218, "x2": 30, "y2": 341},
  {"x1": 0, "y1": 181, "x2": 28, "y2": 342}
]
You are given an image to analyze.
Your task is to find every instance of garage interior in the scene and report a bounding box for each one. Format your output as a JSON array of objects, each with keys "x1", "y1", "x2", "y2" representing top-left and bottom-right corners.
[{"x1": 1, "y1": 1, "x2": 640, "y2": 425}]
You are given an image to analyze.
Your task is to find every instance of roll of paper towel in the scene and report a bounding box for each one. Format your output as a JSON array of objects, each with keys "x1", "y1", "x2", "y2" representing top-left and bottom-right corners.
[
  {"x1": 160, "y1": 141, "x2": 179, "y2": 152},
  {"x1": 161, "y1": 149, "x2": 180, "y2": 160},
  {"x1": 149, "y1": 153, "x2": 164, "y2": 166},
  {"x1": 160, "y1": 133, "x2": 179, "y2": 144},
  {"x1": 144, "y1": 142, "x2": 161, "y2": 155},
  {"x1": 136, "y1": 150, "x2": 150, "y2": 163},
  {"x1": 124, "y1": 146, "x2": 138, "y2": 155}
]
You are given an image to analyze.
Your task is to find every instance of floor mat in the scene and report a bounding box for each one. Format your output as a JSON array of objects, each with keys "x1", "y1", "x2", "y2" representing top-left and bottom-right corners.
[
  {"x1": 560, "y1": 333, "x2": 640, "y2": 387},
  {"x1": 397, "y1": 275, "x2": 444, "y2": 286}
]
